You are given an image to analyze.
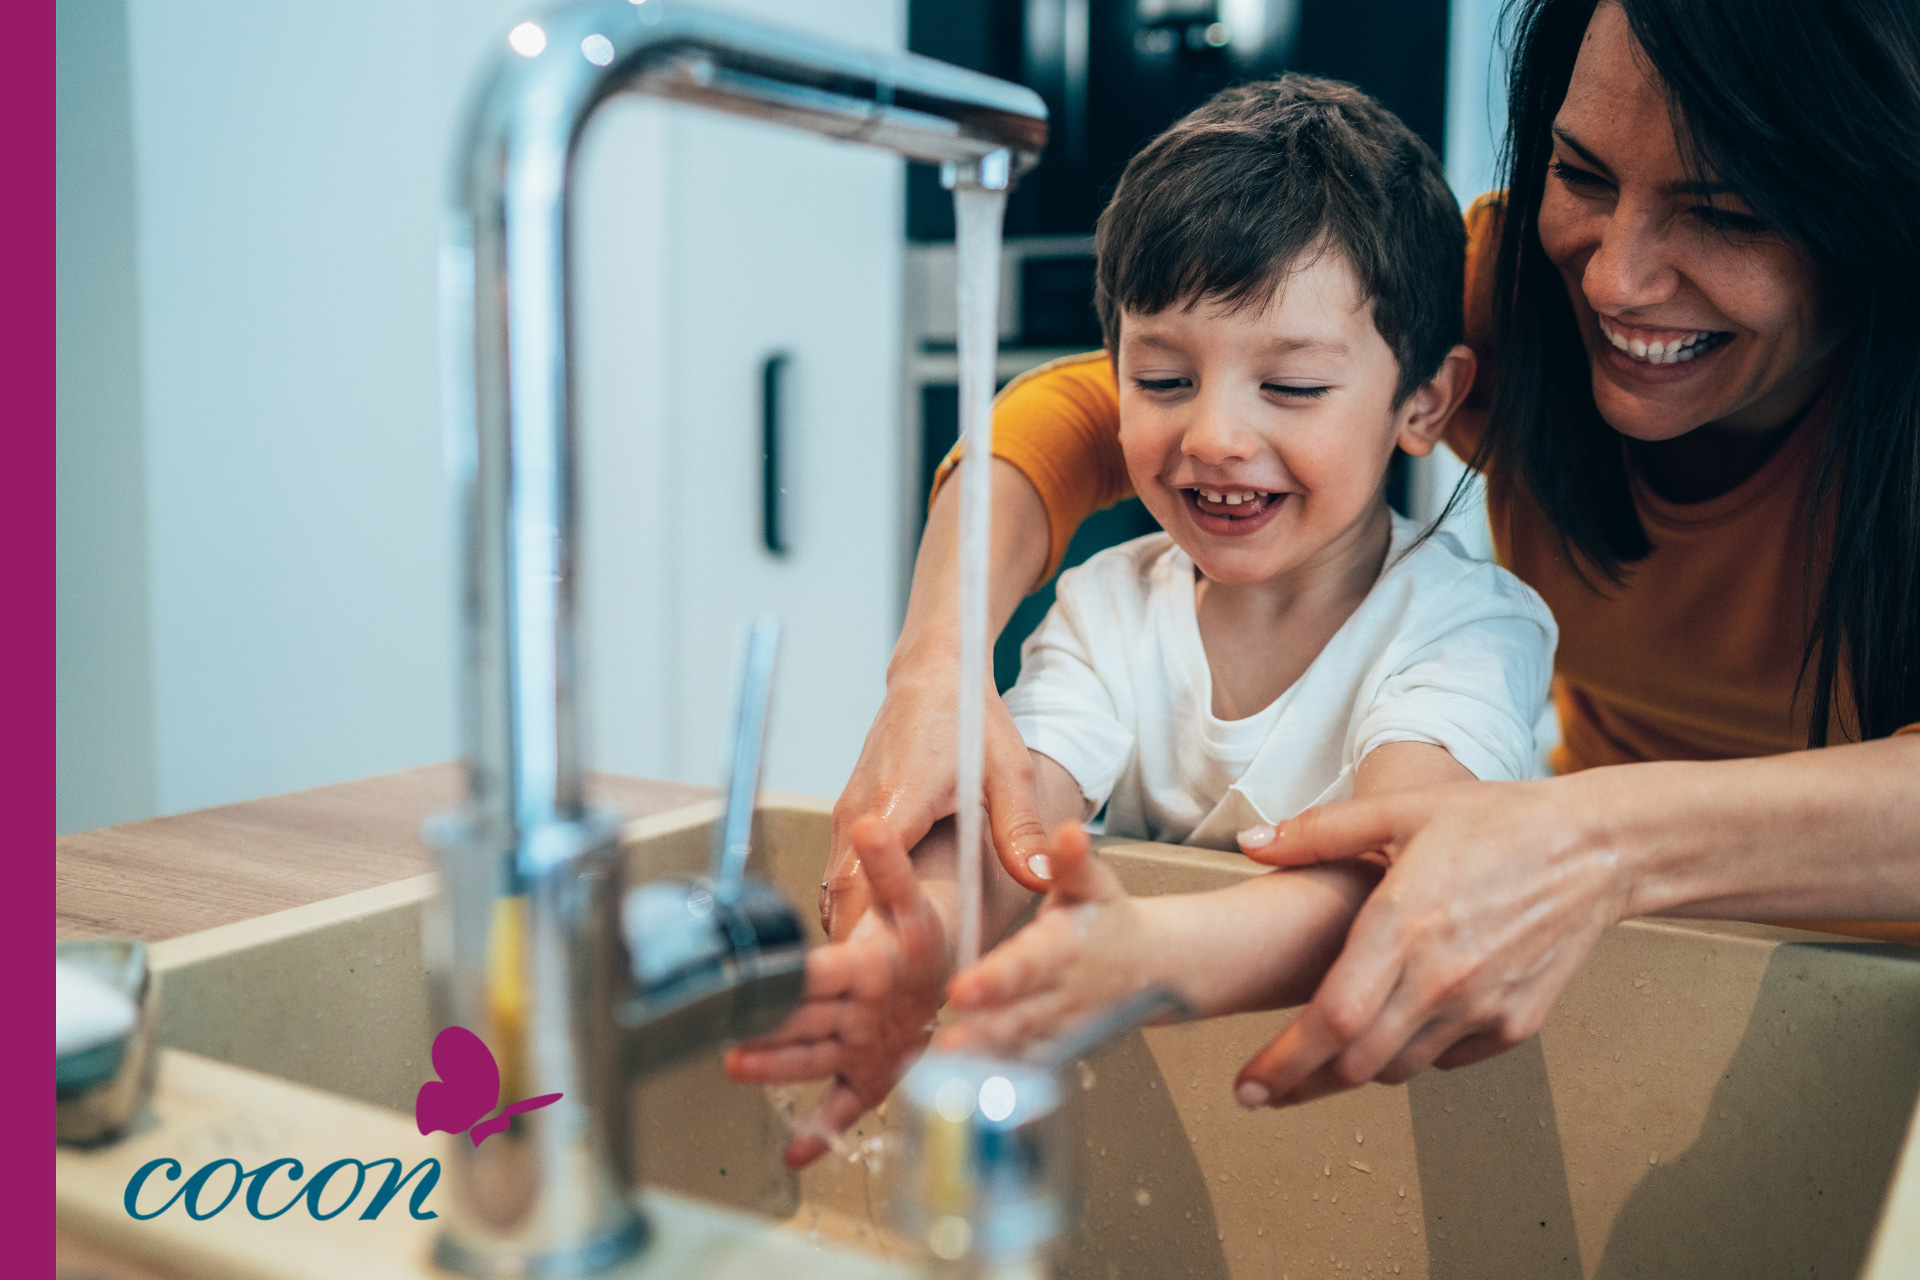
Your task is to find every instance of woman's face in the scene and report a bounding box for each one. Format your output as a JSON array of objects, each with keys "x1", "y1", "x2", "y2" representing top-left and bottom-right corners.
[{"x1": 1538, "y1": 2, "x2": 1842, "y2": 441}]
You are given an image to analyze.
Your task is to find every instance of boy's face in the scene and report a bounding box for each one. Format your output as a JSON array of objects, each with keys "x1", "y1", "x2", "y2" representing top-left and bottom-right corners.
[{"x1": 1116, "y1": 247, "x2": 1419, "y2": 589}]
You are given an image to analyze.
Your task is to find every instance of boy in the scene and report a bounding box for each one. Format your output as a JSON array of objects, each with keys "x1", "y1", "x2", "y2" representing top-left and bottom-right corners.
[{"x1": 726, "y1": 75, "x2": 1554, "y2": 1166}]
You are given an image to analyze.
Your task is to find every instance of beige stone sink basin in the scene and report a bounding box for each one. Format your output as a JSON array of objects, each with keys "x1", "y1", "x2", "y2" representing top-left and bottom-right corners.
[{"x1": 138, "y1": 795, "x2": 1920, "y2": 1278}]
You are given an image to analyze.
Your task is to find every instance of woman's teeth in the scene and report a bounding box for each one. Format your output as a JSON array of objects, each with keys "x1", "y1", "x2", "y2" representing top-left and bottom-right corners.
[{"x1": 1599, "y1": 317, "x2": 1728, "y2": 365}]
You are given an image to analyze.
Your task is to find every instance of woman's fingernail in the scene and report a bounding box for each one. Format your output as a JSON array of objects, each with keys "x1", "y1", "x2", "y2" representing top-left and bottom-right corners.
[
  {"x1": 1236, "y1": 1080, "x2": 1272, "y2": 1109},
  {"x1": 1028, "y1": 853, "x2": 1052, "y2": 880},
  {"x1": 1238, "y1": 825, "x2": 1275, "y2": 850}
]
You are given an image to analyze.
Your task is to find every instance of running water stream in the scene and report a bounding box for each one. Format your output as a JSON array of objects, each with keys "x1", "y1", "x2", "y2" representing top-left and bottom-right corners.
[{"x1": 949, "y1": 164, "x2": 1009, "y2": 971}]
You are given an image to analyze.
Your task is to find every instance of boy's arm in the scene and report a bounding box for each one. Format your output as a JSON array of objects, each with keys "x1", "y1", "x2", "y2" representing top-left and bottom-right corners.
[
  {"x1": 1173, "y1": 743, "x2": 1471, "y2": 1012},
  {"x1": 945, "y1": 824, "x2": 1381, "y2": 1055},
  {"x1": 946, "y1": 742, "x2": 1473, "y2": 1053},
  {"x1": 1354, "y1": 740, "x2": 1475, "y2": 794}
]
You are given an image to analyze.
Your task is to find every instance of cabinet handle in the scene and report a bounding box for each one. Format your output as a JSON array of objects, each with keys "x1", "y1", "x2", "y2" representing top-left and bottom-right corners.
[{"x1": 761, "y1": 352, "x2": 791, "y2": 557}]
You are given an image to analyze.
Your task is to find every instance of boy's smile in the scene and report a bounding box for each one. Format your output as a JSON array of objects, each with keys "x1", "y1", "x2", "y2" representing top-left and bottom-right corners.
[
  {"x1": 1115, "y1": 246, "x2": 1465, "y2": 599},
  {"x1": 1183, "y1": 486, "x2": 1286, "y2": 538}
]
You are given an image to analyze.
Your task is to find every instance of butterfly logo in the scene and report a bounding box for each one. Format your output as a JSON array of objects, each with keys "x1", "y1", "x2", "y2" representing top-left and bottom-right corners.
[{"x1": 414, "y1": 1026, "x2": 563, "y2": 1147}]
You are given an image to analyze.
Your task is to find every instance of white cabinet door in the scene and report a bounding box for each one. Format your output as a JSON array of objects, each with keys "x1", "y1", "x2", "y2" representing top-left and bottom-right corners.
[{"x1": 578, "y1": 0, "x2": 907, "y2": 802}]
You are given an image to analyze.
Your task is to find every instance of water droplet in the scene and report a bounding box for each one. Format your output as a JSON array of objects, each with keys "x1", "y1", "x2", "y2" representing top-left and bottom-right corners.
[
  {"x1": 934, "y1": 1077, "x2": 977, "y2": 1123},
  {"x1": 928, "y1": 1215, "x2": 972, "y2": 1260},
  {"x1": 1079, "y1": 1060, "x2": 1098, "y2": 1091},
  {"x1": 1355, "y1": 1131, "x2": 1364, "y2": 1145},
  {"x1": 1649, "y1": 1152, "x2": 1659, "y2": 1165},
  {"x1": 1397, "y1": 1186, "x2": 1406, "y2": 1198},
  {"x1": 1134, "y1": 1188, "x2": 1152, "y2": 1207}
]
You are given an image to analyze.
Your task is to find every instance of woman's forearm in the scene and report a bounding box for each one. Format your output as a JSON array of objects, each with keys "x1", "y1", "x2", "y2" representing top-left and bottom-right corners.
[
  {"x1": 909, "y1": 816, "x2": 1039, "y2": 967},
  {"x1": 889, "y1": 459, "x2": 1051, "y2": 683},
  {"x1": 1591, "y1": 735, "x2": 1920, "y2": 921}
]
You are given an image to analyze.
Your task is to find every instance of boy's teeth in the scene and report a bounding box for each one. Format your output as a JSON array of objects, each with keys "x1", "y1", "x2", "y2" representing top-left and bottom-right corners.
[{"x1": 1194, "y1": 488, "x2": 1269, "y2": 510}]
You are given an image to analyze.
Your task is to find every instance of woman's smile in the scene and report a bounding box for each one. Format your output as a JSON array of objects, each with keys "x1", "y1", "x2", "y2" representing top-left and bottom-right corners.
[{"x1": 1591, "y1": 313, "x2": 1735, "y2": 387}]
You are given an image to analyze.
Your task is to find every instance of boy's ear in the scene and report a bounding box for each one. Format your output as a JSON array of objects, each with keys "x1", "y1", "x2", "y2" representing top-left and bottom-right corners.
[{"x1": 1394, "y1": 345, "x2": 1477, "y2": 458}]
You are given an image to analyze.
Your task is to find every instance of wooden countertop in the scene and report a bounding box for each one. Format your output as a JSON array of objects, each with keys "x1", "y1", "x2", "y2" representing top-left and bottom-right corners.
[{"x1": 56, "y1": 764, "x2": 714, "y2": 943}]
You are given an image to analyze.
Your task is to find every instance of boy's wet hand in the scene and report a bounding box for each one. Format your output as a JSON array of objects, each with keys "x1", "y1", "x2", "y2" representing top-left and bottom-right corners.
[
  {"x1": 943, "y1": 823, "x2": 1149, "y2": 1057},
  {"x1": 726, "y1": 817, "x2": 950, "y2": 1168}
]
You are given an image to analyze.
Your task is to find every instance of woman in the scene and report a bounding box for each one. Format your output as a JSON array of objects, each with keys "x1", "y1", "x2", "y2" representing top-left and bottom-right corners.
[{"x1": 825, "y1": 0, "x2": 1920, "y2": 1111}]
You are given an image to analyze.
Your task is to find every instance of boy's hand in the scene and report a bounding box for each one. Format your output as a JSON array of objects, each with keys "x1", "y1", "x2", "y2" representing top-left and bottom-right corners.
[
  {"x1": 724, "y1": 816, "x2": 948, "y2": 1169},
  {"x1": 942, "y1": 823, "x2": 1157, "y2": 1057}
]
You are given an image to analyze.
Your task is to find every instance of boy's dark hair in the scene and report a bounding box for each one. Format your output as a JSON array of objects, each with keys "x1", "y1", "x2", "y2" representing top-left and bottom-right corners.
[{"x1": 1095, "y1": 74, "x2": 1464, "y2": 404}]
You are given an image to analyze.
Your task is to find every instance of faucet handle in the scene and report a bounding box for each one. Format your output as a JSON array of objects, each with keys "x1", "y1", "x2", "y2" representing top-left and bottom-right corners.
[
  {"x1": 617, "y1": 876, "x2": 806, "y2": 1078},
  {"x1": 713, "y1": 617, "x2": 780, "y2": 902}
]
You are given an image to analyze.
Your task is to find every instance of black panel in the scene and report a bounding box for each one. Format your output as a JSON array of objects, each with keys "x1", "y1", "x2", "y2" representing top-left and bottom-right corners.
[
  {"x1": 1386, "y1": 449, "x2": 1412, "y2": 518},
  {"x1": 907, "y1": 0, "x2": 1450, "y2": 240},
  {"x1": 919, "y1": 383, "x2": 960, "y2": 513},
  {"x1": 993, "y1": 499, "x2": 1161, "y2": 693},
  {"x1": 919, "y1": 379, "x2": 1161, "y2": 692},
  {"x1": 1018, "y1": 255, "x2": 1102, "y2": 347},
  {"x1": 1296, "y1": 0, "x2": 1450, "y2": 159}
]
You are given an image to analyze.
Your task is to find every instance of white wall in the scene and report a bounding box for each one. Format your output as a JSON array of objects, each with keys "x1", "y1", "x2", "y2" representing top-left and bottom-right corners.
[
  {"x1": 58, "y1": 0, "x2": 158, "y2": 833},
  {"x1": 113, "y1": 0, "x2": 531, "y2": 822},
  {"x1": 1405, "y1": 0, "x2": 1511, "y2": 559},
  {"x1": 59, "y1": 0, "x2": 906, "y2": 830},
  {"x1": 1444, "y1": 0, "x2": 1509, "y2": 209},
  {"x1": 576, "y1": 0, "x2": 906, "y2": 798}
]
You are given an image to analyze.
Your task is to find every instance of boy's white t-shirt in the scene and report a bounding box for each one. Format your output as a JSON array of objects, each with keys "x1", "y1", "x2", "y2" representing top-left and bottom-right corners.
[{"x1": 1003, "y1": 513, "x2": 1558, "y2": 849}]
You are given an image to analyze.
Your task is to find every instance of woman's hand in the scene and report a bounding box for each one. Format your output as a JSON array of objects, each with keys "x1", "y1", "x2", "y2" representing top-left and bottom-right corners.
[
  {"x1": 1230, "y1": 779, "x2": 1630, "y2": 1108},
  {"x1": 726, "y1": 817, "x2": 951, "y2": 1168},
  {"x1": 1230, "y1": 739, "x2": 1920, "y2": 1108},
  {"x1": 942, "y1": 824, "x2": 1153, "y2": 1056},
  {"x1": 821, "y1": 460, "x2": 1058, "y2": 940},
  {"x1": 822, "y1": 673, "x2": 1052, "y2": 939}
]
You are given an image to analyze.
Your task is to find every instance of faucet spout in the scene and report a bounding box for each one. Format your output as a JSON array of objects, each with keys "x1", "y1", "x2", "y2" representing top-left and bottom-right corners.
[{"x1": 431, "y1": 8, "x2": 1045, "y2": 1270}]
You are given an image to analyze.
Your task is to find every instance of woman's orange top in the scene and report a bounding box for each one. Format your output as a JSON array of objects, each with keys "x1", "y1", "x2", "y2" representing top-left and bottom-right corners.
[{"x1": 941, "y1": 193, "x2": 1916, "y2": 944}]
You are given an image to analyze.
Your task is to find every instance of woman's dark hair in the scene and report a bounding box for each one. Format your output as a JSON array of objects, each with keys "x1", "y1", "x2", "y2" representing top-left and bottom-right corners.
[
  {"x1": 1482, "y1": 0, "x2": 1920, "y2": 745},
  {"x1": 1094, "y1": 74, "x2": 1464, "y2": 405}
]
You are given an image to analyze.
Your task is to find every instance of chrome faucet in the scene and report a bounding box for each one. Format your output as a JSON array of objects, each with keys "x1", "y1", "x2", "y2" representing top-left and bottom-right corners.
[{"x1": 426, "y1": 4, "x2": 1046, "y2": 1274}]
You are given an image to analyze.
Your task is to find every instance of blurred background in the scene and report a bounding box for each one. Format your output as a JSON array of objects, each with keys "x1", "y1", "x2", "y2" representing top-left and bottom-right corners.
[{"x1": 57, "y1": 0, "x2": 1506, "y2": 833}]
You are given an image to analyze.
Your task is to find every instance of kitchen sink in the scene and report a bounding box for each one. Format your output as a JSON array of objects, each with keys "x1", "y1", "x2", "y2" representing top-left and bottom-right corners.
[{"x1": 140, "y1": 795, "x2": 1920, "y2": 1279}]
